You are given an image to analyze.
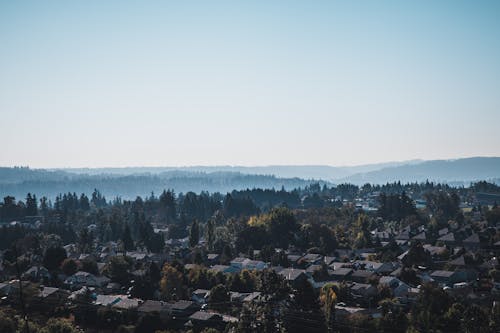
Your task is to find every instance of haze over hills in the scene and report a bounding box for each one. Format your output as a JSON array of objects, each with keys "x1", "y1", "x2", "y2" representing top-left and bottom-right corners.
[
  {"x1": 57, "y1": 160, "x2": 424, "y2": 180},
  {"x1": 0, "y1": 157, "x2": 499, "y2": 199}
]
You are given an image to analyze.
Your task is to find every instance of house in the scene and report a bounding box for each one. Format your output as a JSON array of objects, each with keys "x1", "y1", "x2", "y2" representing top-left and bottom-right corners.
[
  {"x1": 278, "y1": 268, "x2": 308, "y2": 287},
  {"x1": 22, "y1": 266, "x2": 51, "y2": 282},
  {"x1": 37, "y1": 287, "x2": 70, "y2": 305},
  {"x1": 438, "y1": 228, "x2": 449, "y2": 237},
  {"x1": 379, "y1": 276, "x2": 409, "y2": 298},
  {"x1": 423, "y1": 244, "x2": 448, "y2": 258},
  {"x1": 323, "y1": 256, "x2": 336, "y2": 266},
  {"x1": 243, "y1": 259, "x2": 267, "y2": 271},
  {"x1": 305, "y1": 264, "x2": 323, "y2": 278},
  {"x1": 95, "y1": 294, "x2": 123, "y2": 307},
  {"x1": 351, "y1": 270, "x2": 375, "y2": 283},
  {"x1": 336, "y1": 306, "x2": 380, "y2": 321},
  {"x1": 330, "y1": 268, "x2": 353, "y2": 281},
  {"x1": 114, "y1": 297, "x2": 141, "y2": 310},
  {"x1": 242, "y1": 291, "x2": 261, "y2": 303},
  {"x1": 356, "y1": 261, "x2": 397, "y2": 274},
  {"x1": 448, "y1": 255, "x2": 467, "y2": 268},
  {"x1": 207, "y1": 254, "x2": 220, "y2": 265},
  {"x1": 412, "y1": 232, "x2": 427, "y2": 241},
  {"x1": 230, "y1": 257, "x2": 248, "y2": 270},
  {"x1": 395, "y1": 230, "x2": 411, "y2": 241},
  {"x1": 186, "y1": 311, "x2": 225, "y2": 331},
  {"x1": 462, "y1": 233, "x2": 480, "y2": 251},
  {"x1": 209, "y1": 265, "x2": 238, "y2": 274},
  {"x1": 287, "y1": 254, "x2": 302, "y2": 267},
  {"x1": 430, "y1": 270, "x2": 466, "y2": 286},
  {"x1": 65, "y1": 271, "x2": 110, "y2": 289},
  {"x1": 138, "y1": 300, "x2": 172, "y2": 320},
  {"x1": 191, "y1": 289, "x2": 210, "y2": 304},
  {"x1": 299, "y1": 253, "x2": 323, "y2": 266},
  {"x1": 171, "y1": 300, "x2": 200, "y2": 319},
  {"x1": 350, "y1": 283, "x2": 377, "y2": 298},
  {"x1": 437, "y1": 233, "x2": 456, "y2": 246},
  {"x1": 228, "y1": 259, "x2": 267, "y2": 272}
]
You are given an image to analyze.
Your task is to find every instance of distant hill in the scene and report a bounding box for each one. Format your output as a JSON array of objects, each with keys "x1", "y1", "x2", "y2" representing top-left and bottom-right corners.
[
  {"x1": 57, "y1": 160, "x2": 423, "y2": 181},
  {"x1": 1, "y1": 157, "x2": 499, "y2": 199},
  {"x1": 339, "y1": 157, "x2": 500, "y2": 185},
  {"x1": 0, "y1": 170, "x2": 322, "y2": 200}
]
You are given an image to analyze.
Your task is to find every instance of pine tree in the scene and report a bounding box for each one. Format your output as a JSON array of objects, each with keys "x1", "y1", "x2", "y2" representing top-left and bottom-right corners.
[
  {"x1": 122, "y1": 224, "x2": 135, "y2": 251},
  {"x1": 189, "y1": 220, "x2": 199, "y2": 247}
]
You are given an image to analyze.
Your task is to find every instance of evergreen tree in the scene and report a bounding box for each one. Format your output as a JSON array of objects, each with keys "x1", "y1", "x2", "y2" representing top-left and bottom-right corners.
[
  {"x1": 122, "y1": 224, "x2": 135, "y2": 251},
  {"x1": 189, "y1": 220, "x2": 200, "y2": 247}
]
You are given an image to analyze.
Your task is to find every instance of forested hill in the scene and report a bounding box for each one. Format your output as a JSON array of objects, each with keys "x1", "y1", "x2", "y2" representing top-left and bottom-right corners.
[
  {"x1": 0, "y1": 168, "x2": 321, "y2": 199},
  {"x1": 341, "y1": 157, "x2": 500, "y2": 185}
]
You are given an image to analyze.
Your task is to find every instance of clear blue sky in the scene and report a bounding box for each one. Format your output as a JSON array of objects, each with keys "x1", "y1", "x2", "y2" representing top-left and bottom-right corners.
[{"x1": 1, "y1": 0, "x2": 499, "y2": 167}]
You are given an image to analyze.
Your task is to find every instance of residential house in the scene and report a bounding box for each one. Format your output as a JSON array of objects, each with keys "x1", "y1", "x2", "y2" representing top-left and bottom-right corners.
[
  {"x1": 22, "y1": 266, "x2": 51, "y2": 282},
  {"x1": 186, "y1": 311, "x2": 225, "y2": 331},
  {"x1": 430, "y1": 270, "x2": 466, "y2": 286},
  {"x1": 137, "y1": 300, "x2": 172, "y2": 321},
  {"x1": 330, "y1": 268, "x2": 353, "y2": 282},
  {"x1": 278, "y1": 268, "x2": 308, "y2": 288},
  {"x1": 463, "y1": 233, "x2": 480, "y2": 251},
  {"x1": 351, "y1": 270, "x2": 375, "y2": 283}
]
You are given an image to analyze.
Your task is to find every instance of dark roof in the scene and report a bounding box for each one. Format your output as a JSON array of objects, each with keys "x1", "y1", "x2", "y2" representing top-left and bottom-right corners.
[
  {"x1": 438, "y1": 233, "x2": 455, "y2": 242},
  {"x1": 301, "y1": 253, "x2": 322, "y2": 262},
  {"x1": 189, "y1": 311, "x2": 222, "y2": 321},
  {"x1": 138, "y1": 300, "x2": 171, "y2": 313},
  {"x1": 448, "y1": 255, "x2": 466, "y2": 267},
  {"x1": 331, "y1": 268, "x2": 353, "y2": 276},
  {"x1": 351, "y1": 270, "x2": 374, "y2": 278},
  {"x1": 172, "y1": 300, "x2": 196, "y2": 311},
  {"x1": 431, "y1": 270, "x2": 456, "y2": 278},
  {"x1": 278, "y1": 268, "x2": 306, "y2": 281},
  {"x1": 412, "y1": 232, "x2": 426, "y2": 240},
  {"x1": 463, "y1": 233, "x2": 480, "y2": 244}
]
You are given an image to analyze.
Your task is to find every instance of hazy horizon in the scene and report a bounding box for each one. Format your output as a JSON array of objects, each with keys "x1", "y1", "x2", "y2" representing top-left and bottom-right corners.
[
  {"x1": 3, "y1": 155, "x2": 500, "y2": 170},
  {"x1": 2, "y1": 1, "x2": 500, "y2": 167}
]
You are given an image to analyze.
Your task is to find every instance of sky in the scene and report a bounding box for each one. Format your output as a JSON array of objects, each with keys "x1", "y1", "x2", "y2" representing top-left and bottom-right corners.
[{"x1": 1, "y1": 0, "x2": 499, "y2": 168}]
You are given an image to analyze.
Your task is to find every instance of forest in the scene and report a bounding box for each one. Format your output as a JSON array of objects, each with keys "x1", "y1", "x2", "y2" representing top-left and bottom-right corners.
[{"x1": 0, "y1": 180, "x2": 499, "y2": 332}]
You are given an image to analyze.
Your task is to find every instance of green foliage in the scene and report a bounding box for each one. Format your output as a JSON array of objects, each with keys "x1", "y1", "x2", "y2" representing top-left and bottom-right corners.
[
  {"x1": 40, "y1": 318, "x2": 80, "y2": 333},
  {"x1": 208, "y1": 284, "x2": 230, "y2": 312},
  {"x1": 43, "y1": 246, "x2": 67, "y2": 271},
  {"x1": 0, "y1": 310, "x2": 15, "y2": 333},
  {"x1": 160, "y1": 263, "x2": 185, "y2": 300},
  {"x1": 378, "y1": 192, "x2": 418, "y2": 221},
  {"x1": 108, "y1": 256, "x2": 132, "y2": 283},
  {"x1": 189, "y1": 220, "x2": 200, "y2": 247},
  {"x1": 61, "y1": 258, "x2": 78, "y2": 276},
  {"x1": 122, "y1": 224, "x2": 135, "y2": 251}
]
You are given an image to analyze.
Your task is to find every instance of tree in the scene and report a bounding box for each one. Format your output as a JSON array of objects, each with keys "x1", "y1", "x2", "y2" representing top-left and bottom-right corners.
[
  {"x1": 160, "y1": 263, "x2": 184, "y2": 301},
  {"x1": 108, "y1": 256, "x2": 132, "y2": 284},
  {"x1": 0, "y1": 310, "x2": 15, "y2": 333},
  {"x1": 78, "y1": 228, "x2": 94, "y2": 254},
  {"x1": 283, "y1": 279, "x2": 326, "y2": 333},
  {"x1": 42, "y1": 317, "x2": 80, "y2": 333},
  {"x1": 135, "y1": 313, "x2": 162, "y2": 333},
  {"x1": 189, "y1": 219, "x2": 200, "y2": 247},
  {"x1": 25, "y1": 193, "x2": 38, "y2": 216},
  {"x1": 410, "y1": 283, "x2": 452, "y2": 331},
  {"x1": 206, "y1": 217, "x2": 216, "y2": 251},
  {"x1": 461, "y1": 304, "x2": 489, "y2": 333},
  {"x1": 320, "y1": 283, "x2": 337, "y2": 332},
  {"x1": 81, "y1": 258, "x2": 99, "y2": 275},
  {"x1": 122, "y1": 224, "x2": 135, "y2": 251},
  {"x1": 208, "y1": 284, "x2": 230, "y2": 312},
  {"x1": 61, "y1": 258, "x2": 78, "y2": 276},
  {"x1": 43, "y1": 246, "x2": 67, "y2": 271}
]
